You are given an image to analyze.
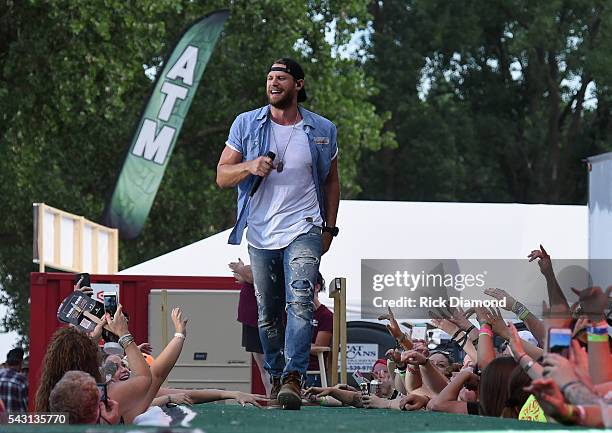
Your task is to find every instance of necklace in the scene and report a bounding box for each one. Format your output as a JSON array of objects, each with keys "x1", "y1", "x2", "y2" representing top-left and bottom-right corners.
[{"x1": 271, "y1": 114, "x2": 299, "y2": 172}]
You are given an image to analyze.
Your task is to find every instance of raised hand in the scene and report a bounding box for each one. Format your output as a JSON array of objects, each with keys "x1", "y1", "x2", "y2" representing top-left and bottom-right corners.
[
  {"x1": 229, "y1": 258, "x2": 247, "y2": 283},
  {"x1": 138, "y1": 342, "x2": 153, "y2": 355},
  {"x1": 401, "y1": 350, "x2": 428, "y2": 366},
  {"x1": 452, "y1": 369, "x2": 479, "y2": 390},
  {"x1": 484, "y1": 288, "x2": 516, "y2": 312},
  {"x1": 434, "y1": 306, "x2": 473, "y2": 331},
  {"x1": 528, "y1": 244, "x2": 552, "y2": 275},
  {"x1": 541, "y1": 353, "x2": 579, "y2": 388},
  {"x1": 88, "y1": 315, "x2": 107, "y2": 340},
  {"x1": 429, "y1": 312, "x2": 460, "y2": 337},
  {"x1": 385, "y1": 348, "x2": 403, "y2": 366},
  {"x1": 571, "y1": 286, "x2": 611, "y2": 320},
  {"x1": 507, "y1": 322, "x2": 526, "y2": 361},
  {"x1": 542, "y1": 300, "x2": 572, "y2": 330},
  {"x1": 378, "y1": 306, "x2": 403, "y2": 339},
  {"x1": 474, "y1": 306, "x2": 509, "y2": 339},
  {"x1": 569, "y1": 340, "x2": 591, "y2": 387},
  {"x1": 73, "y1": 276, "x2": 93, "y2": 296},
  {"x1": 105, "y1": 305, "x2": 129, "y2": 337},
  {"x1": 171, "y1": 307, "x2": 188, "y2": 337},
  {"x1": 487, "y1": 306, "x2": 509, "y2": 340}
]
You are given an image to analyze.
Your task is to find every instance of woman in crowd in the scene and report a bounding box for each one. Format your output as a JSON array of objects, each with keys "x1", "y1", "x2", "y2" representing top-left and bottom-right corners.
[
  {"x1": 36, "y1": 305, "x2": 152, "y2": 421},
  {"x1": 120, "y1": 306, "x2": 267, "y2": 421}
]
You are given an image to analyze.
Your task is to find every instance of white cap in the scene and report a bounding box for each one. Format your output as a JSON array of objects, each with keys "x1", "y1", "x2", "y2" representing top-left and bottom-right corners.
[{"x1": 103, "y1": 342, "x2": 124, "y2": 356}]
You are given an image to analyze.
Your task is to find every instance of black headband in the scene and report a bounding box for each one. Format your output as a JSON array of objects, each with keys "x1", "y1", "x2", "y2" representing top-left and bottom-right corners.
[{"x1": 269, "y1": 66, "x2": 303, "y2": 81}]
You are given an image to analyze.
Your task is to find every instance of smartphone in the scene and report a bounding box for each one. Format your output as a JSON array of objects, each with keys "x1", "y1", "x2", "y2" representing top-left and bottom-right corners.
[
  {"x1": 103, "y1": 292, "x2": 118, "y2": 316},
  {"x1": 97, "y1": 383, "x2": 108, "y2": 405},
  {"x1": 412, "y1": 324, "x2": 427, "y2": 342},
  {"x1": 547, "y1": 328, "x2": 572, "y2": 358}
]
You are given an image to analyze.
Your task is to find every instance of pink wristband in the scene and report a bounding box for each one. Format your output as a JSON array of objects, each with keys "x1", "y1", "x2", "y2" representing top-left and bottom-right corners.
[{"x1": 479, "y1": 327, "x2": 494, "y2": 337}]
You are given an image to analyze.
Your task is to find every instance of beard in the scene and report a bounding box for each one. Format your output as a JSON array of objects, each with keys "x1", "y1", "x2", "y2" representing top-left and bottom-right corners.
[{"x1": 268, "y1": 90, "x2": 293, "y2": 109}]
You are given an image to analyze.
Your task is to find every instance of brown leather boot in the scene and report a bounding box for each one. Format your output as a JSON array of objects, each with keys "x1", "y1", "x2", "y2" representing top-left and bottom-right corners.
[
  {"x1": 277, "y1": 371, "x2": 302, "y2": 410},
  {"x1": 270, "y1": 376, "x2": 282, "y2": 400}
]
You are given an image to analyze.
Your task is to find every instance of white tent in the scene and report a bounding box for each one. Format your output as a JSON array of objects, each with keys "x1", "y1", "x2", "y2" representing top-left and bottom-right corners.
[{"x1": 121, "y1": 200, "x2": 587, "y2": 321}]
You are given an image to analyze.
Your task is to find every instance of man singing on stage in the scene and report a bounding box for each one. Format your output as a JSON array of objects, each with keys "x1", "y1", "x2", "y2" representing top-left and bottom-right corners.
[{"x1": 216, "y1": 58, "x2": 340, "y2": 410}]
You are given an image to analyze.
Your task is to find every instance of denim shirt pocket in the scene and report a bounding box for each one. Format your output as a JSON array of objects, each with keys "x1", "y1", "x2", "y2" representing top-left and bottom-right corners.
[
  {"x1": 247, "y1": 138, "x2": 260, "y2": 159},
  {"x1": 314, "y1": 138, "x2": 332, "y2": 180}
]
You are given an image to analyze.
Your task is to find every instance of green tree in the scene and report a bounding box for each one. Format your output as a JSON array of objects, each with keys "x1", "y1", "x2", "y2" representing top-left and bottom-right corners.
[
  {"x1": 360, "y1": 0, "x2": 612, "y2": 204},
  {"x1": 0, "y1": 0, "x2": 392, "y2": 341}
]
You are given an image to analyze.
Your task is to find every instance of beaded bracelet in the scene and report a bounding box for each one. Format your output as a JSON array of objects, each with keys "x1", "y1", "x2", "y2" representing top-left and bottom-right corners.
[
  {"x1": 587, "y1": 326, "x2": 608, "y2": 335},
  {"x1": 118, "y1": 333, "x2": 134, "y2": 349}
]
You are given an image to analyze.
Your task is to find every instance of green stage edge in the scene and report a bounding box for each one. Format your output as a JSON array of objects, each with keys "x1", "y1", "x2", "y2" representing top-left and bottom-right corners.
[{"x1": 2, "y1": 404, "x2": 593, "y2": 433}]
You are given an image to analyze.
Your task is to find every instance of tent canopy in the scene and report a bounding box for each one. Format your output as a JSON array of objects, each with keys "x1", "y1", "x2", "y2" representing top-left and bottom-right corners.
[{"x1": 121, "y1": 200, "x2": 587, "y2": 321}]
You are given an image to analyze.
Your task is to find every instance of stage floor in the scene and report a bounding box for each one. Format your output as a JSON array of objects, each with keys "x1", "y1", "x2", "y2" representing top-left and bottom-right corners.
[{"x1": 2, "y1": 403, "x2": 590, "y2": 433}]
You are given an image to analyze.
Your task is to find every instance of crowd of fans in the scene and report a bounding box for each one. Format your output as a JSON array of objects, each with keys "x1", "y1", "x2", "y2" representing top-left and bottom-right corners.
[
  {"x1": 0, "y1": 244, "x2": 610, "y2": 427},
  {"x1": 0, "y1": 279, "x2": 267, "y2": 425},
  {"x1": 304, "y1": 245, "x2": 612, "y2": 427}
]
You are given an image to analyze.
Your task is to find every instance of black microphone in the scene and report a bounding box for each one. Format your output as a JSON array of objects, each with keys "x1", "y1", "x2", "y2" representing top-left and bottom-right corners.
[{"x1": 249, "y1": 151, "x2": 276, "y2": 197}]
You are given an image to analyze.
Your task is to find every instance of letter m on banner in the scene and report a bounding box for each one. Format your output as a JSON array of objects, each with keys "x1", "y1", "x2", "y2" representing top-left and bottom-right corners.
[{"x1": 102, "y1": 10, "x2": 229, "y2": 239}]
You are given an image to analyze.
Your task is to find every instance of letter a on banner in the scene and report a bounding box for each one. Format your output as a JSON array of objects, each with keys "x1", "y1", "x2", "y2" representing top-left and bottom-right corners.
[{"x1": 102, "y1": 10, "x2": 229, "y2": 239}]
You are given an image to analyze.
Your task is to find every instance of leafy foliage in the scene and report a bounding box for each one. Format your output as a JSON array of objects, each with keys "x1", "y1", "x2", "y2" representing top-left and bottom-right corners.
[
  {"x1": 360, "y1": 0, "x2": 612, "y2": 204},
  {"x1": 0, "y1": 0, "x2": 391, "y2": 340}
]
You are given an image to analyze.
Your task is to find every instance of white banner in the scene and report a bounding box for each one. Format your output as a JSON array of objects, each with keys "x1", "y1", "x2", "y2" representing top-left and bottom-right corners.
[{"x1": 339, "y1": 343, "x2": 379, "y2": 373}]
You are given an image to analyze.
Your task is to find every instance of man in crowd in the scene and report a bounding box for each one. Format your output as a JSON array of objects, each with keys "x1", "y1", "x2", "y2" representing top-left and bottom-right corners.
[
  {"x1": 0, "y1": 348, "x2": 28, "y2": 412},
  {"x1": 216, "y1": 57, "x2": 340, "y2": 409},
  {"x1": 49, "y1": 370, "x2": 120, "y2": 424}
]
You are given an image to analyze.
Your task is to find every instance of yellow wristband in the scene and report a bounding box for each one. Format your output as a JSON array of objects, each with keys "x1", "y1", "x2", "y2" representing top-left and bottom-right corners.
[{"x1": 587, "y1": 333, "x2": 608, "y2": 343}]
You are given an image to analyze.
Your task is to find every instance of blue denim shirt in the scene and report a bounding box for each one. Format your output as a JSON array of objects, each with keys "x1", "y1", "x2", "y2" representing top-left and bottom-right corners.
[{"x1": 225, "y1": 105, "x2": 338, "y2": 245}]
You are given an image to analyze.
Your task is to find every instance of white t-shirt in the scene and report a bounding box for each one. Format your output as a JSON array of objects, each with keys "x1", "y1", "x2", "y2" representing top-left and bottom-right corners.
[{"x1": 246, "y1": 120, "x2": 323, "y2": 249}]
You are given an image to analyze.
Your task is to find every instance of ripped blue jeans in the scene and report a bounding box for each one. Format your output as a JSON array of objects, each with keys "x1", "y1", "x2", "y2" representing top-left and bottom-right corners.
[{"x1": 248, "y1": 227, "x2": 322, "y2": 379}]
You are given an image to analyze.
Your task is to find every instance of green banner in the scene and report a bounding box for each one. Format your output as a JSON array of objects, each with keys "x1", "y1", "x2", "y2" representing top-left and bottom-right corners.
[{"x1": 102, "y1": 10, "x2": 229, "y2": 239}]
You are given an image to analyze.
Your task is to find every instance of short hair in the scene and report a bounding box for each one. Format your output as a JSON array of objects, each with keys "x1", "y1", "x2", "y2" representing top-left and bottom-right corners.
[
  {"x1": 429, "y1": 350, "x2": 454, "y2": 364},
  {"x1": 316, "y1": 272, "x2": 325, "y2": 292},
  {"x1": 49, "y1": 371, "x2": 99, "y2": 424},
  {"x1": 6, "y1": 348, "x2": 24, "y2": 366}
]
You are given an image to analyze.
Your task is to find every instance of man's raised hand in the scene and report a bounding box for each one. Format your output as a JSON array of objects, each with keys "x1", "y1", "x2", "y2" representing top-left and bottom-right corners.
[
  {"x1": 171, "y1": 307, "x2": 188, "y2": 337},
  {"x1": 528, "y1": 244, "x2": 552, "y2": 275}
]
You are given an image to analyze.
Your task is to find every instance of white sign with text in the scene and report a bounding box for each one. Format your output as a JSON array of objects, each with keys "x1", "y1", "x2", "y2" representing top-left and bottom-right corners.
[{"x1": 339, "y1": 343, "x2": 379, "y2": 373}]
